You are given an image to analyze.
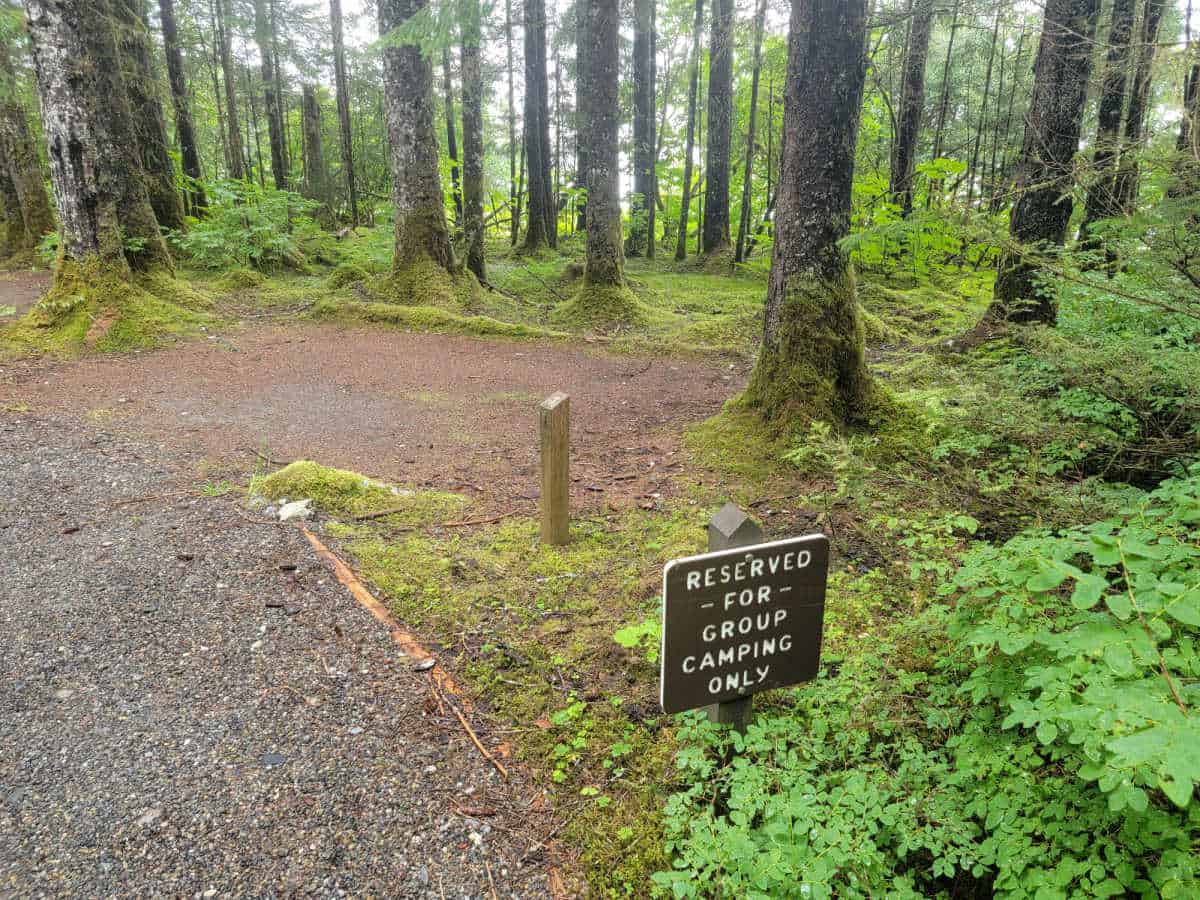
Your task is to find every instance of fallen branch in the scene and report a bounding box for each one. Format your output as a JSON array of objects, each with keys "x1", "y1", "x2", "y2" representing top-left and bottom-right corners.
[
  {"x1": 432, "y1": 678, "x2": 510, "y2": 781},
  {"x1": 353, "y1": 507, "x2": 524, "y2": 526}
]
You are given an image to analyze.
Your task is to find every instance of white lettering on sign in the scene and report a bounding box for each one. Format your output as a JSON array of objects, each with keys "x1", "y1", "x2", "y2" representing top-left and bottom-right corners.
[
  {"x1": 680, "y1": 633, "x2": 794, "y2": 674},
  {"x1": 684, "y1": 549, "x2": 813, "y2": 591},
  {"x1": 706, "y1": 666, "x2": 770, "y2": 695}
]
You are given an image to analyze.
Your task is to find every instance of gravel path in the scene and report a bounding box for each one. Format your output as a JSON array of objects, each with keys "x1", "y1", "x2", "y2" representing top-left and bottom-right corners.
[{"x1": 0, "y1": 414, "x2": 553, "y2": 898}]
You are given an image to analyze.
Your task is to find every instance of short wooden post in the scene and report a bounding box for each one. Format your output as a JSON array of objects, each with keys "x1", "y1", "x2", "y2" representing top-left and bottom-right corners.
[
  {"x1": 704, "y1": 502, "x2": 764, "y2": 733},
  {"x1": 539, "y1": 392, "x2": 570, "y2": 545}
]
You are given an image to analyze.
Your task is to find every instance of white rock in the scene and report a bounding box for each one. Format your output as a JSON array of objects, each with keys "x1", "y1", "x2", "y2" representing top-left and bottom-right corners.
[{"x1": 278, "y1": 499, "x2": 313, "y2": 522}]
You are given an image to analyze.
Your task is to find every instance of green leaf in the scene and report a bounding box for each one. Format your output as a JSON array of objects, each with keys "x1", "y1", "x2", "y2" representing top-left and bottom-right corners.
[
  {"x1": 1163, "y1": 588, "x2": 1200, "y2": 627},
  {"x1": 1036, "y1": 721, "x2": 1059, "y2": 745},
  {"x1": 1027, "y1": 564, "x2": 1068, "y2": 592},
  {"x1": 1070, "y1": 575, "x2": 1108, "y2": 610},
  {"x1": 1103, "y1": 643, "x2": 1135, "y2": 676},
  {"x1": 1106, "y1": 591, "x2": 1133, "y2": 620},
  {"x1": 1160, "y1": 777, "x2": 1194, "y2": 808}
]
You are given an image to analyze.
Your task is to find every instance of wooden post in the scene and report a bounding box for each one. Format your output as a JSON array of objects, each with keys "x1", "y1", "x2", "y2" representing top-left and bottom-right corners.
[
  {"x1": 539, "y1": 392, "x2": 570, "y2": 545},
  {"x1": 704, "y1": 502, "x2": 764, "y2": 733}
]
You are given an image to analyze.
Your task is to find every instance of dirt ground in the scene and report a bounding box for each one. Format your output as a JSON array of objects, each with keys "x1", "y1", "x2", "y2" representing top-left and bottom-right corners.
[
  {"x1": 0, "y1": 269, "x2": 51, "y2": 319},
  {"x1": 3, "y1": 323, "x2": 744, "y2": 510}
]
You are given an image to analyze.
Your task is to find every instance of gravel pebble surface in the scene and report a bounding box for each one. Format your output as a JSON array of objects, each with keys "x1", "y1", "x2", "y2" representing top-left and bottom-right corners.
[{"x1": 0, "y1": 415, "x2": 553, "y2": 898}]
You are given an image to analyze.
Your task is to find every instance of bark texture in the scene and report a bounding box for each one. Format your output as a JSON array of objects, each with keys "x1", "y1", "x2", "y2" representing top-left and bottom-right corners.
[
  {"x1": 745, "y1": 0, "x2": 870, "y2": 424},
  {"x1": 581, "y1": 0, "x2": 621, "y2": 286},
  {"x1": 522, "y1": 0, "x2": 555, "y2": 249},
  {"x1": 300, "y1": 84, "x2": 331, "y2": 218},
  {"x1": 674, "y1": 0, "x2": 705, "y2": 260},
  {"x1": 216, "y1": 0, "x2": 245, "y2": 180},
  {"x1": 157, "y1": 0, "x2": 207, "y2": 214},
  {"x1": 254, "y1": 0, "x2": 287, "y2": 189},
  {"x1": 0, "y1": 168, "x2": 23, "y2": 257},
  {"x1": 460, "y1": 0, "x2": 485, "y2": 280},
  {"x1": 505, "y1": 0, "x2": 519, "y2": 242},
  {"x1": 0, "y1": 39, "x2": 55, "y2": 250},
  {"x1": 701, "y1": 0, "x2": 733, "y2": 254},
  {"x1": 441, "y1": 48, "x2": 462, "y2": 226},
  {"x1": 113, "y1": 0, "x2": 186, "y2": 232},
  {"x1": 378, "y1": 0, "x2": 455, "y2": 276},
  {"x1": 25, "y1": 0, "x2": 171, "y2": 272},
  {"x1": 628, "y1": 0, "x2": 654, "y2": 256},
  {"x1": 329, "y1": 0, "x2": 357, "y2": 223},
  {"x1": 888, "y1": 0, "x2": 932, "y2": 216},
  {"x1": 988, "y1": 0, "x2": 1100, "y2": 325},
  {"x1": 734, "y1": 0, "x2": 767, "y2": 263},
  {"x1": 1113, "y1": 0, "x2": 1166, "y2": 213},
  {"x1": 573, "y1": 0, "x2": 587, "y2": 232}
]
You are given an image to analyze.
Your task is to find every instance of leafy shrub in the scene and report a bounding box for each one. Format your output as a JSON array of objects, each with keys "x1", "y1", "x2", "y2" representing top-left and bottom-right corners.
[{"x1": 656, "y1": 470, "x2": 1200, "y2": 898}]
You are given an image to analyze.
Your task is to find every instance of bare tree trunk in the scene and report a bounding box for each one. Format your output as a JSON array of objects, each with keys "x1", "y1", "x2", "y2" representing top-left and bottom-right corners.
[
  {"x1": 993, "y1": 26, "x2": 1028, "y2": 211},
  {"x1": 573, "y1": 0, "x2": 587, "y2": 233},
  {"x1": 112, "y1": 0, "x2": 186, "y2": 231},
  {"x1": 888, "y1": 0, "x2": 931, "y2": 215},
  {"x1": 1113, "y1": 0, "x2": 1167, "y2": 212},
  {"x1": 24, "y1": 0, "x2": 171, "y2": 273},
  {"x1": 216, "y1": 0, "x2": 245, "y2": 180},
  {"x1": 300, "y1": 84, "x2": 331, "y2": 222},
  {"x1": 701, "y1": 0, "x2": 733, "y2": 255},
  {"x1": 505, "y1": 0, "x2": 520, "y2": 243},
  {"x1": 675, "y1": 0, "x2": 704, "y2": 260},
  {"x1": 379, "y1": 0, "x2": 456, "y2": 278},
  {"x1": 646, "y1": 6, "x2": 656, "y2": 259},
  {"x1": 522, "y1": 0, "x2": 555, "y2": 249},
  {"x1": 157, "y1": 0, "x2": 207, "y2": 216},
  {"x1": 460, "y1": 0, "x2": 485, "y2": 281},
  {"x1": 0, "y1": 39, "x2": 55, "y2": 249},
  {"x1": 628, "y1": 0, "x2": 654, "y2": 256},
  {"x1": 734, "y1": 0, "x2": 767, "y2": 262},
  {"x1": 328, "y1": 0, "x2": 358, "y2": 223},
  {"x1": 988, "y1": 0, "x2": 1100, "y2": 325},
  {"x1": 1079, "y1": 0, "x2": 1136, "y2": 252},
  {"x1": 253, "y1": 0, "x2": 287, "y2": 189},
  {"x1": 580, "y1": 0, "x2": 622, "y2": 286},
  {"x1": 966, "y1": 8, "x2": 1001, "y2": 207},
  {"x1": 441, "y1": 48, "x2": 463, "y2": 228},
  {"x1": 745, "y1": 0, "x2": 870, "y2": 424}
]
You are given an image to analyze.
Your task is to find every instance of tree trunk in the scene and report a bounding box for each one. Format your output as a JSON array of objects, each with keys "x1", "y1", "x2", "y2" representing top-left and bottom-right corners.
[
  {"x1": 580, "y1": 0, "x2": 622, "y2": 287},
  {"x1": 628, "y1": 0, "x2": 654, "y2": 256},
  {"x1": 505, "y1": 0, "x2": 520, "y2": 243},
  {"x1": 522, "y1": 0, "x2": 555, "y2": 249},
  {"x1": 157, "y1": 0, "x2": 207, "y2": 215},
  {"x1": 988, "y1": 0, "x2": 1100, "y2": 325},
  {"x1": 1078, "y1": 0, "x2": 1136, "y2": 252},
  {"x1": 1113, "y1": 0, "x2": 1167, "y2": 212},
  {"x1": 112, "y1": 0, "x2": 186, "y2": 232},
  {"x1": 965, "y1": 9, "x2": 1001, "y2": 207},
  {"x1": 0, "y1": 168, "x2": 23, "y2": 258},
  {"x1": 573, "y1": 0, "x2": 588, "y2": 233},
  {"x1": 301, "y1": 84, "x2": 331, "y2": 221},
  {"x1": 745, "y1": 0, "x2": 871, "y2": 425},
  {"x1": 378, "y1": 0, "x2": 456, "y2": 278},
  {"x1": 253, "y1": 0, "x2": 287, "y2": 189},
  {"x1": 889, "y1": 0, "x2": 932, "y2": 215},
  {"x1": 993, "y1": 26, "x2": 1028, "y2": 211},
  {"x1": 646, "y1": 6, "x2": 656, "y2": 260},
  {"x1": 24, "y1": 0, "x2": 171, "y2": 273},
  {"x1": 216, "y1": 0, "x2": 245, "y2": 180},
  {"x1": 460, "y1": 0, "x2": 485, "y2": 281},
  {"x1": 926, "y1": 0, "x2": 959, "y2": 206},
  {"x1": 0, "y1": 39, "x2": 55, "y2": 249},
  {"x1": 675, "y1": 0, "x2": 705, "y2": 260},
  {"x1": 329, "y1": 0, "x2": 358, "y2": 223},
  {"x1": 734, "y1": 0, "x2": 767, "y2": 262},
  {"x1": 441, "y1": 48, "x2": 463, "y2": 227},
  {"x1": 701, "y1": 0, "x2": 733, "y2": 255}
]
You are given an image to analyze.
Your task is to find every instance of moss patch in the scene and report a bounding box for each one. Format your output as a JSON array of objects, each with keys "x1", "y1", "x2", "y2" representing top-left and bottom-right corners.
[
  {"x1": 364, "y1": 256, "x2": 481, "y2": 311},
  {"x1": 325, "y1": 262, "x2": 370, "y2": 289},
  {"x1": 213, "y1": 267, "x2": 267, "y2": 292},
  {"x1": 310, "y1": 297, "x2": 569, "y2": 341},
  {"x1": 252, "y1": 460, "x2": 466, "y2": 523},
  {"x1": 551, "y1": 282, "x2": 650, "y2": 331}
]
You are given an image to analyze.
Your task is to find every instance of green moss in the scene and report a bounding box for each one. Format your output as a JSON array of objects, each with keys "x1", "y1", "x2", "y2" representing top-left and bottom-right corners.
[
  {"x1": 684, "y1": 404, "x2": 792, "y2": 488},
  {"x1": 364, "y1": 256, "x2": 481, "y2": 310},
  {"x1": 325, "y1": 262, "x2": 370, "y2": 289},
  {"x1": 252, "y1": 460, "x2": 467, "y2": 523},
  {"x1": 551, "y1": 281, "x2": 650, "y2": 331},
  {"x1": 860, "y1": 306, "x2": 905, "y2": 345},
  {"x1": 310, "y1": 297, "x2": 569, "y2": 341},
  {"x1": 213, "y1": 267, "x2": 267, "y2": 292}
]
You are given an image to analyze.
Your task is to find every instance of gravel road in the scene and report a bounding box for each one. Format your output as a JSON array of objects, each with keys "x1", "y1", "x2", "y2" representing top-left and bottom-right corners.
[{"x1": 0, "y1": 414, "x2": 553, "y2": 898}]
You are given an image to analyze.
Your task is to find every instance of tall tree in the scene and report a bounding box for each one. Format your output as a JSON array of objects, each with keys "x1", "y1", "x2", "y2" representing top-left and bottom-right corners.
[
  {"x1": 460, "y1": 0, "x2": 485, "y2": 281},
  {"x1": 24, "y1": 0, "x2": 171, "y2": 273},
  {"x1": 1, "y1": 169, "x2": 24, "y2": 258},
  {"x1": 1113, "y1": 0, "x2": 1167, "y2": 212},
  {"x1": 733, "y1": 0, "x2": 767, "y2": 263},
  {"x1": 628, "y1": 0, "x2": 654, "y2": 256},
  {"x1": 300, "y1": 83, "x2": 330, "y2": 219},
  {"x1": 744, "y1": 0, "x2": 871, "y2": 424},
  {"x1": 378, "y1": 0, "x2": 456, "y2": 281},
  {"x1": 330, "y1": 0, "x2": 358, "y2": 223},
  {"x1": 0, "y1": 37, "x2": 54, "y2": 250},
  {"x1": 701, "y1": 0, "x2": 733, "y2": 255},
  {"x1": 157, "y1": 0, "x2": 207, "y2": 214},
  {"x1": 523, "y1": 0, "x2": 555, "y2": 249},
  {"x1": 215, "y1": 0, "x2": 245, "y2": 180},
  {"x1": 253, "y1": 0, "x2": 286, "y2": 189},
  {"x1": 888, "y1": 0, "x2": 932, "y2": 215},
  {"x1": 965, "y1": 8, "x2": 1001, "y2": 206},
  {"x1": 441, "y1": 48, "x2": 462, "y2": 226},
  {"x1": 113, "y1": 0, "x2": 186, "y2": 231},
  {"x1": 1079, "y1": 0, "x2": 1137, "y2": 251},
  {"x1": 674, "y1": 0, "x2": 705, "y2": 260},
  {"x1": 573, "y1": 0, "x2": 587, "y2": 232}
]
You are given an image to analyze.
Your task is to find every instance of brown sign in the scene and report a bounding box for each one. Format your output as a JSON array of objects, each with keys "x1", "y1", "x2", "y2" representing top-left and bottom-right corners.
[{"x1": 659, "y1": 535, "x2": 830, "y2": 714}]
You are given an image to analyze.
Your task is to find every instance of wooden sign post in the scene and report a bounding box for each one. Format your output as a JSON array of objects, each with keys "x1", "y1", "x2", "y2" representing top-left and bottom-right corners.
[
  {"x1": 660, "y1": 503, "x2": 830, "y2": 732},
  {"x1": 539, "y1": 392, "x2": 570, "y2": 545}
]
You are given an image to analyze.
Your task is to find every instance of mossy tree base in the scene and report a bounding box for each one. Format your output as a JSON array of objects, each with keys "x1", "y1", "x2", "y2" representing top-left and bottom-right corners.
[
  {"x1": 368, "y1": 255, "x2": 481, "y2": 311},
  {"x1": 743, "y1": 270, "x2": 872, "y2": 427},
  {"x1": 551, "y1": 280, "x2": 647, "y2": 331}
]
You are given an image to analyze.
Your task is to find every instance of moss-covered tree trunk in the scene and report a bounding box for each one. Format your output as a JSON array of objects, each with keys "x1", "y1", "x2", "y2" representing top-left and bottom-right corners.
[
  {"x1": 253, "y1": 0, "x2": 287, "y2": 190},
  {"x1": 300, "y1": 84, "x2": 331, "y2": 222},
  {"x1": 700, "y1": 0, "x2": 733, "y2": 255},
  {"x1": 216, "y1": 0, "x2": 245, "y2": 181},
  {"x1": 1078, "y1": 0, "x2": 1135, "y2": 253},
  {"x1": 987, "y1": 0, "x2": 1099, "y2": 325},
  {"x1": 581, "y1": 0, "x2": 621, "y2": 287},
  {"x1": 25, "y1": 0, "x2": 171, "y2": 274},
  {"x1": 378, "y1": 0, "x2": 455, "y2": 280},
  {"x1": 888, "y1": 0, "x2": 932, "y2": 217},
  {"x1": 112, "y1": 0, "x2": 186, "y2": 233},
  {"x1": 743, "y1": 0, "x2": 871, "y2": 426},
  {"x1": 329, "y1": 0, "x2": 357, "y2": 224},
  {"x1": 0, "y1": 41, "x2": 55, "y2": 251},
  {"x1": 1112, "y1": 0, "x2": 1166, "y2": 213},
  {"x1": 628, "y1": 0, "x2": 654, "y2": 257},
  {"x1": 459, "y1": 0, "x2": 485, "y2": 282},
  {"x1": 157, "y1": 0, "x2": 207, "y2": 215},
  {"x1": 522, "y1": 0, "x2": 555, "y2": 250},
  {"x1": 674, "y1": 0, "x2": 704, "y2": 261},
  {"x1": 0, "y1": 169, "x2": 24, "y2": 259}
]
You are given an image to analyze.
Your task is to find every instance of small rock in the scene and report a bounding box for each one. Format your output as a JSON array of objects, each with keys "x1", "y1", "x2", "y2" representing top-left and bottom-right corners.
[
  {"x1": 414, "y1": 658, "x2": 436, "y2": 672},
  {"x1": 278, "y1": 499, "x2": 313, "y2": 522},
  {"x1": 416, "y1": 866, "x2": 429, "y2": 885},
  {"x1": 137, "y1": 807, "x2": 162, "y2": 827},
  {"x1": 260, "y1": 753, "x2": 287, "y2": 767},
  {"x1": 423, "y1": 765, "x2": 437, "y2": 775},
  {"x1": 348, "y1": 726, "x2": 363, "y2": 735},
  {"x1": 265, "y1": 598, "x2": 285, "y2": 609},
  {"x1": 285, "y1": 605, "x2": 302, "y2": 616},
  {"x1": 54, "y1": 688, "x2": 74, "y2": 701}
]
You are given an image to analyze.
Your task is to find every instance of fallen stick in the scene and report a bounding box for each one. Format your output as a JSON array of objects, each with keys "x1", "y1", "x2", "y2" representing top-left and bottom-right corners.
[
  {"x1": 353, "y1": 507, "x2": 524, "y2": 527},
  {"x1": 431, "y1": 678, "x2": 510, "y2": 781}
]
